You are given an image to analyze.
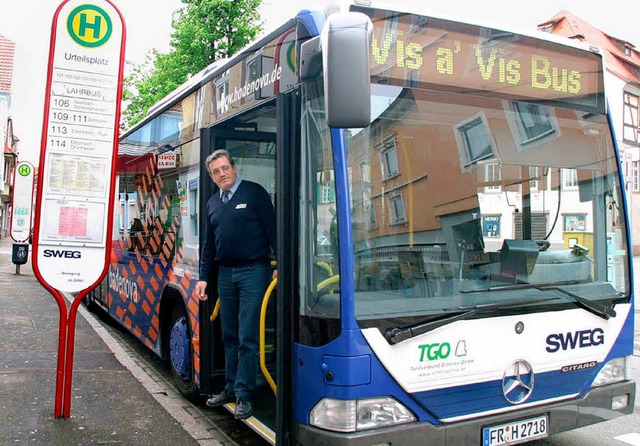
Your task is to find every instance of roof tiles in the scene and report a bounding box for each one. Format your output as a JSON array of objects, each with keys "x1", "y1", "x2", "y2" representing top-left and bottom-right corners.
[
  {"x1": 538, "y1": 11, "x2": 640, "y2": 84},
  {"x1": 0, "y1": 34, "x2": 15, "y2": 92}
]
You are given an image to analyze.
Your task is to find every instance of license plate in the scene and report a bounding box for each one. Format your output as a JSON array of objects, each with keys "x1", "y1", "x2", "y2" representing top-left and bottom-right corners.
[{"x1": 482, "y1": 415, "x2": 548, "y2": 446}]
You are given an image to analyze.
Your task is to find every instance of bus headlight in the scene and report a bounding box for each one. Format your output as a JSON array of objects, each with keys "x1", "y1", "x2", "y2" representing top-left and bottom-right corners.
[
  {"x1": 591, "y1": 357, "x2": 628, "y2": 387},
  {"x1": 309, "y1": 397, "x2": 416, "y2": 432}
]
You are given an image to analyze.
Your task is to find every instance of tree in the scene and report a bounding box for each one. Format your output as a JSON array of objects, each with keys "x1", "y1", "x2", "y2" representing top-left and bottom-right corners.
[{"x1": 122, "y1": 0, "x2": 263, "y2": 128}]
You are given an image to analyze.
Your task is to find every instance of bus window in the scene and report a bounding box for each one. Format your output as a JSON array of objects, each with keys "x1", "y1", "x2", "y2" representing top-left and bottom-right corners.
[
  {"x1": 346, "y1": 83, "x2": 629, "y2": 332},
  {"x1": 299, "y1": 80, "x2": 341, "y2": 347}
]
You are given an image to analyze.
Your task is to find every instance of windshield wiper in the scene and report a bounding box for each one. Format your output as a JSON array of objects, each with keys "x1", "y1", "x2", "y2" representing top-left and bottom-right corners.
[
  {"x1": 539, "y1": 286, "x2": 615, "y2": 320},
  {"x1": 384, "y1": 296, "x2": 559, "y2": 345},
  {"x1": 461, "y1": 281, "x2": 615, "y2": 320},
  {"x1": 461, "y1": 279, "x2": 580, "y2": 293}
]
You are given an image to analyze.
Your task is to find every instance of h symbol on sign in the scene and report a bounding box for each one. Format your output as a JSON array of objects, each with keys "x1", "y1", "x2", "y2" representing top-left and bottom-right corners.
[{"x1": 79, "y1": 13, "x2": 102, "y2": 39}]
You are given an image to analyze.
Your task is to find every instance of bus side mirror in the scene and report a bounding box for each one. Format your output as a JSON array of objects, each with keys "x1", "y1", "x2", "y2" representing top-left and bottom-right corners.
[
  {"x1": 322, "y1": 12, "x2": 372, "y2": 128},
  {"x1": 299, "y1": 36, "x2": 322, "y2": 81}
]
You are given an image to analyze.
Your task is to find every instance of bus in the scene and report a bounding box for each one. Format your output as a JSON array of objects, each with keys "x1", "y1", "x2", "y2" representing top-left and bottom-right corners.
[{"x1": 88, "y1": 2, "x2": 635, "y2": 444}]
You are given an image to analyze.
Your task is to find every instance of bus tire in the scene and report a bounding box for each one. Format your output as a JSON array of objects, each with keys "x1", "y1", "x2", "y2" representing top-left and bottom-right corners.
[{"x1": 167, "y1": 305, "x2": 199, "y2": 401}]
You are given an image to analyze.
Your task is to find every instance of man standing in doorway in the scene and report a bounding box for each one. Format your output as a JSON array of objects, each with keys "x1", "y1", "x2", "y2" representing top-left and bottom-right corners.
[{"x1": 195, "y1": 149, "x2": 277, "y2": 420}]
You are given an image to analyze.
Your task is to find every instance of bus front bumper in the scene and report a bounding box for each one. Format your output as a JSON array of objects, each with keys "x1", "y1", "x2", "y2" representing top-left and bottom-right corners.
[{"x1": 294, "y1": 380, "x2": 635, "y2": 446}]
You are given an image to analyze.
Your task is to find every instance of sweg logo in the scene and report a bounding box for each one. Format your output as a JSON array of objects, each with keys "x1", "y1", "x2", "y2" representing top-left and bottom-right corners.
[
  {"x1": 109, "y1": 268, "x2": 139, "y2": 303},
  {"x1": 546, "y1": 328, "x2": 604, "y2": 353},
  {"x1": 43, "y1": 249, "x2": 81, "y2": 259},
  {"x1": 418, "y1": 342, "x2": 451, "y2": 361}
]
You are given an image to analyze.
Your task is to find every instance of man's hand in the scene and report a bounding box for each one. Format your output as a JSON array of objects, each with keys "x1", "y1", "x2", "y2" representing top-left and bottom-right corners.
[{"x1": 195, "y1": 281, "x2": 208, "y2": 301}]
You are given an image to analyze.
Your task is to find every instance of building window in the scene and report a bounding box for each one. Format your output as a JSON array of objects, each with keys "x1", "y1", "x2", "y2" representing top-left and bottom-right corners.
[
  {"x1": 633, "y1": 161, "x2": 639, "y2": 192},
  {"x1": 454, "y1": 112, "x2": 495, "y2": 168},
  {"x1": 318, "y1": 171, "x2": 336, "y2": 203},
  {"x1": 366, "y1": 205, "x2": 377, "y2": 230},
  {"x1": 409, "y1": 15, "x2": 428, "y2": 34},
  {"x1": 405, "y1": 68, "x2": 420, "y2": 88},
  {"x1": 529, "y1": 166, "x2": 540, "y2": 191},
  {"x1": 563, "y1": 168, "x2": 578, "y2": 189},
  {"x1": 484, "y1": 162, "x2": 501, "y2": 192},
  {"x1": 320, "y1": 184, "x2": 335, "y2": 203},
  {"x1": 389, "y1": 194, "x2": 406, "y2": 224},
  {"x1": 360, "y1": 162, "x2": 372, "y2": 185},
  {"x1": 188, "y1": 179, "x2": 199, "y2": 236},
  {"x1": 623, "y1": 91, "x2": 639, "y2": 145},
  {"x1": 359, "y1": 163, "x2": 372, "y2": 211},
  {"x1": 380, "y1": 139, "x2": 399, "y2": 179},
  {"x1": 506, "y1": 101, "x2": 558, "y2": 150},
  {"x1": 3, "y1": 158, "x2": 9, "y2": 183},
  {"x1": 119, "y1": 193, "x2": 126, "y2": 232},
  {"x1": 214, "y1": 76, "x2": 230, "y2": 115},
  {"x1": 245, "y1": 54, "x2": 275, "y2": 100}
]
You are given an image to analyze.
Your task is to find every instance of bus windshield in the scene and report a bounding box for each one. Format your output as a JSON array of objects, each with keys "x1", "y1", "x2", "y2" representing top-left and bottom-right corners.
[{"x1": 346, "y1": 83, "x2": 629, "y2": 331}]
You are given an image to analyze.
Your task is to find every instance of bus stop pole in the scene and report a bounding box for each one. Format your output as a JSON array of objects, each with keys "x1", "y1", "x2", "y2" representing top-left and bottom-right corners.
[
  {"x1": 61, "y1": 291, "x2": 89, "y2": 417},
  {"x1": 47, "y1": 289, "x2": 69, "y2": 418}
]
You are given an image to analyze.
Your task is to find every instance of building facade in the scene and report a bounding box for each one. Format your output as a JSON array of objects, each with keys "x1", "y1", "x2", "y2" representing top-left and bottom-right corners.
[
  {"x1": 538, "y1": 11, "x2": 640, "y2": 253},
  {"x1": 0, "y1": 34, "x2": 17, "y2": 238}
]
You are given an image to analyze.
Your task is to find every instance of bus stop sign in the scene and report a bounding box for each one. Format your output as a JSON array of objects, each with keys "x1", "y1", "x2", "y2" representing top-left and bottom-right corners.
[
  {"x1": 32, "y1": 0, "x2": 126, "y2": 419},
  {"x1": 9, "y1": 161, "x2": 35, "y2": 243},
  {"x1": 33, "y1": 0, "x2": 125, "y2": 293}
]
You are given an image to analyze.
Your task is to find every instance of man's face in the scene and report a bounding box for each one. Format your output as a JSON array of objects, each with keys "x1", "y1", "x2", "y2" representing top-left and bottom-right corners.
[{"x1": 208, "y1": 156, "x2": 237, "y2": 191}]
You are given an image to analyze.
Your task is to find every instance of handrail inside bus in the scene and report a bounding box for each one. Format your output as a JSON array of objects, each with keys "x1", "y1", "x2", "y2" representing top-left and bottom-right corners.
[
  {"x1": 260, "y1": 277, "x2": 278, "y2": 395},
  {"x1": 210, "y1": 299, "x2": 220, "y2": 321},
  {"x1": 317, "y1": 275, "x2": 340, "y2": 291}
]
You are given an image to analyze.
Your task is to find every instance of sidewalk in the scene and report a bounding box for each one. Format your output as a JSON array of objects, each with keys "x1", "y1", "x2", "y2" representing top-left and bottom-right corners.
[{"x1": 0, "y1": 236, "x2": 207, "y2": 445}]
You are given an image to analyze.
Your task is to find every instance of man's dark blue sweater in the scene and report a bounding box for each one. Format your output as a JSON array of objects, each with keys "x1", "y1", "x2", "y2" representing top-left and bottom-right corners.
[{"x1": 199, "y1": 180, "x2": 276, "y2": 281}]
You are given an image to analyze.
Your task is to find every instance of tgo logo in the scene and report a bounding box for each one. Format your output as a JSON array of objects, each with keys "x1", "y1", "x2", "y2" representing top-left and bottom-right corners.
[
  {"x1": 43, "y1": 249, "x2": 82, "y2": 259},
  {"x1": 418, "y1": 342, "x2": 451, "y2": 361}
]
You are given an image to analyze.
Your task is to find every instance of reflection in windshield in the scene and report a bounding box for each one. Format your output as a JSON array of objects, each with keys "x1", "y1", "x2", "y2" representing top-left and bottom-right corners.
[{"x1": 346, "y1": 84, "x2": 629, "y2": 329}]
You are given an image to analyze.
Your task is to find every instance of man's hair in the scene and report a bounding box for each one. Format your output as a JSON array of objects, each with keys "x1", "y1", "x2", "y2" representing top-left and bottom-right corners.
[{"x1": 205, "y1": 149, "x2": 235, "y2": 176}]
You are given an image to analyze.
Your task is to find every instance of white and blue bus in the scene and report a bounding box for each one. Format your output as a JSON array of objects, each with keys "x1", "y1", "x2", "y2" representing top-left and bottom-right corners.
[{"x1": 89, "y1": 2, "x2": 635, "y2": 444}]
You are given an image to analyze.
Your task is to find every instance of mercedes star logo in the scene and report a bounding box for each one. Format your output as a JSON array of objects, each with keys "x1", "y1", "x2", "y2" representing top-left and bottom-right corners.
[{"x1": 502, "y1": 359, "x2": 534, "y2": 404}]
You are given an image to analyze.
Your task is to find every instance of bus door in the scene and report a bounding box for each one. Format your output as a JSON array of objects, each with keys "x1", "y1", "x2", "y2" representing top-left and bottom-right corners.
[{"x1": 199, "y1": 92, "x2": 299, "y2": 444}]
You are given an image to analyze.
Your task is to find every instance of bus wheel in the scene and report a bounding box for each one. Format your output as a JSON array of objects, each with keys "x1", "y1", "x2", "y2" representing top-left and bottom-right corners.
[{"x1": 168, "y1": 306, "x2": 199, "y2": 400}]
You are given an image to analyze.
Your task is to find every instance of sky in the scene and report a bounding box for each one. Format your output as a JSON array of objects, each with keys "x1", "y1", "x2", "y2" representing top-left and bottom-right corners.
[{"x1": 1, "y1": 0, "x2": 638, "y2": 164}]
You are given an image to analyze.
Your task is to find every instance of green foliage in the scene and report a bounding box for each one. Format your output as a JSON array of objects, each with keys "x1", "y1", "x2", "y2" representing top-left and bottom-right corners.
[{"x1": 122, "y1": 0, "x2": 263, "y2": 129}]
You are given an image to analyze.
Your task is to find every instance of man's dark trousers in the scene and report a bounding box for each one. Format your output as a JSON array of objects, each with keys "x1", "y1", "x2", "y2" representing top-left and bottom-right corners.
[{"x1": 218, "y1": 262, "x2": 271, "y2": 400}]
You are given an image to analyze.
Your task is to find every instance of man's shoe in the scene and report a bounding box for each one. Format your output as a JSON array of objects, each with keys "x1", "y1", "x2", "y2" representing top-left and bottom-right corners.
[
  {"x1": 206, "y1": 389, "x2": 235, "y2": 408},
  {"x1": 234, "y1": 399, "x2": 253, "y2": 419}
]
